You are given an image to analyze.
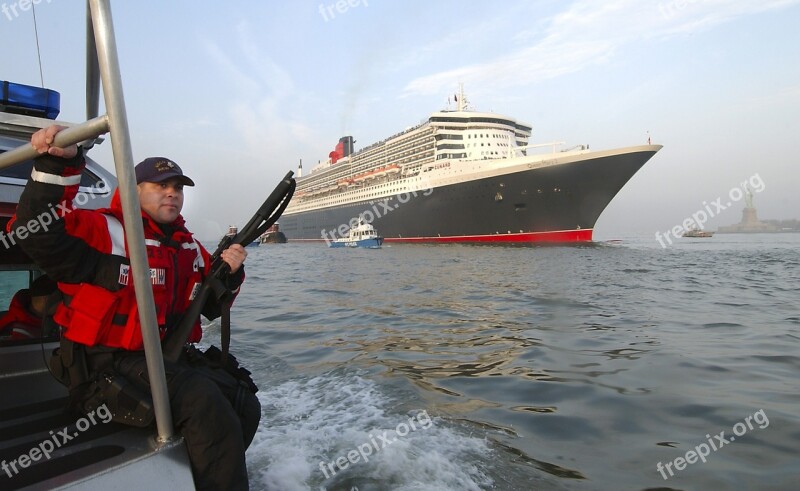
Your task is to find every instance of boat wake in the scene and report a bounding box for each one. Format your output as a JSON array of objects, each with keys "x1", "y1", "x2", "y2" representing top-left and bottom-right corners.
[{"x1": 248, "y1": 370, "x2": 494, "y2": 491}]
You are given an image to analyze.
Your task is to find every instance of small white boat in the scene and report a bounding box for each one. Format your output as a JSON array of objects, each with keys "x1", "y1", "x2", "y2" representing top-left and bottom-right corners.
[{"x1": 329, "y1": 217, "x2": 384, "y2": 249}]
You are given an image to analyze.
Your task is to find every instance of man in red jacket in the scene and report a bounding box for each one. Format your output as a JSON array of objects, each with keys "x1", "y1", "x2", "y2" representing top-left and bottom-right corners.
[
  {"x1": 15, "y1": 125, "x2": 259, "y2": 491},
  {"x1": 0, "y1": 275, "x2": 57, "y2": 340}
]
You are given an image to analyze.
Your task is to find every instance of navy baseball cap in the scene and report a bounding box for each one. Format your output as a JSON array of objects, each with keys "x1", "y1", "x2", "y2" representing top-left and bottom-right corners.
[{"x1": 135, "y1": 157, "x2": 195, "y2": 186}]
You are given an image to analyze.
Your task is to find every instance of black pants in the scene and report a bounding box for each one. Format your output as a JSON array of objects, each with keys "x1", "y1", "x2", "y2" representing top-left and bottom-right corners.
[{"x1": 106, "y1": 349, "x2": 261, "y2": 491}]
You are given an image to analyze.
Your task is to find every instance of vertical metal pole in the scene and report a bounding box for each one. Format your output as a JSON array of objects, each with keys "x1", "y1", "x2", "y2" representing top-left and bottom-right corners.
[
  {"x1": 83, "y1": 1, "x2": 101, "y2": 150},
  {"x1": 85, "y1": 1, "x2": 100, "y2": 120},
  {"x1": 89, "y1": 0, "x2": 175, "y2": 443}
]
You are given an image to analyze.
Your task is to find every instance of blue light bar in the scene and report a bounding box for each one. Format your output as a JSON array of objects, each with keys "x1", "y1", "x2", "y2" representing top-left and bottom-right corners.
[{"x1": 1, "y1": 80, "x2": 61, "y2": 119}]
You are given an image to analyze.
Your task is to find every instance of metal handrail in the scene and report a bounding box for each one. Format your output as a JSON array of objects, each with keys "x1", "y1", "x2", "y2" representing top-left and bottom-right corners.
[
  {"x1": 0, "y1": 115, "x2": 109, "y2": 170},
  {"x1": 89, "y1": 0, "x2": 174, "y2": 443}
]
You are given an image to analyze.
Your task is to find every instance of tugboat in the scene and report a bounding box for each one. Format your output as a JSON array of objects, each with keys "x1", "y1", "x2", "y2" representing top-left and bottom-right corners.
[
  {"x1": 329, "y1": 217, "x2": 384, "y2": 249},
  {"x1": 225, "y1": 225, "x2": 261, "y2": 247},
  {"x1": 258, "y1": 223, "x2": 287, "y2": 244},
  {"x1": 683, "y1": 226, "x2": 714, "y2": 238}
]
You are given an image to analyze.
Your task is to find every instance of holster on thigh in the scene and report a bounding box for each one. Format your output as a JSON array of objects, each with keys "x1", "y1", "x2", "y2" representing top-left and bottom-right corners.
[{"x1": 82, "y1": 372, "x2": 155, "y2": 428}]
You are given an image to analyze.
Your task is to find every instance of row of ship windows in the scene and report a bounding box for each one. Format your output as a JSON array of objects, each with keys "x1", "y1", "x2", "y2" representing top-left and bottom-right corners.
[
  {"x1": 430, "y1": 117, "x2": 531, "y2": 132},
  {"x1": 433, "y1": 151, "x2": 510, "y2": 160},
  {"x1": 436, "y1": 142, "x2": 513, "y2": 151},
  {"x1": 385, "y1": 149, "x2": 434, "y2": 161},
  {"x1": 353, "y1": 147, "x2": 431, "y2": 167},
  {"x1": 467, "y1": 133, "x2": 511, "y2": 139},
  {"x1": 308, "y1": 178, "x2": 428, "y2": 208},
  {"x1": 309, "y1": 153, "x2": 429, "y2": 187},
  {"x1": 347, "y1": 135, "x2": 433, "y2": 161},
  {"x1": 373, "y1": 135, "x2": 432, "y2": 153},
  {"x1": 469, "y1": 142, "x2": 510, "y2": 147},
  {"x1": 356, "y1": 127, "x2": 433, "y2": 155},
  {"x1": 434, "y1": 125, "x2": 520, "y2": 133},
  {"x1": 300, "y1": 179, "x2": 415, "y2": 206}
]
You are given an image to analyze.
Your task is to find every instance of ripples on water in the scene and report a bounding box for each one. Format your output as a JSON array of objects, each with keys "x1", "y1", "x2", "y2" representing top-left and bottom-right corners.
[{"x1": 203, "y1": 234, "x2": 800, "y2": 490}]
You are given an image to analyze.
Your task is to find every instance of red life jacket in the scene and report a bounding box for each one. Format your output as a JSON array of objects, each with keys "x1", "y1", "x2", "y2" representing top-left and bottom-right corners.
[{"x1": 53, "y1": 191, "x2": 208, "y2": 350}]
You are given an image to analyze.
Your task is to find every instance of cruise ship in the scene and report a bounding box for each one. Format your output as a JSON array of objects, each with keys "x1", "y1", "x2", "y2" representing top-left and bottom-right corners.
[{"x1": 281, "y1": 88, "x2": 661, "y2": 243}]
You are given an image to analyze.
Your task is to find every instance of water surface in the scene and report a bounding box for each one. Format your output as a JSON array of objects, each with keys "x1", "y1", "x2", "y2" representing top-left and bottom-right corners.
[{"x1": 206, "y1": 234, "x2": 799, "y2": 490}]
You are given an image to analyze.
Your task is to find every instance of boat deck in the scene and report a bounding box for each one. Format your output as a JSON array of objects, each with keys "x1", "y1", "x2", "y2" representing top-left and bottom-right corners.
[{"x1": 0, "y1": 341, "x2": 194, "y2": 490}]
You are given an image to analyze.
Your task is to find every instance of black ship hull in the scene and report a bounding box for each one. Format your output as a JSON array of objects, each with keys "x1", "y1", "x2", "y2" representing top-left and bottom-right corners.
[{"x1": 280, "y1": 148, "x2": 658, "y2": 243}]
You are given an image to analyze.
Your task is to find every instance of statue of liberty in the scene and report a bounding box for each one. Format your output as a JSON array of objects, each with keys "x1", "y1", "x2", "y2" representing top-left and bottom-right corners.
[{"x1": 745, "y1": 185, "x2": 754, "y2": 209}]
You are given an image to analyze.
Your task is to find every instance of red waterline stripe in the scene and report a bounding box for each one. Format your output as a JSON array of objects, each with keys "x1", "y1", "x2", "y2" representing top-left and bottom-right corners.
[
  {"x1": 291, "y1": 229, "x2": 593, "y2": 243},
  {"x1": 385, "y1": 229, "x2": 593, "y2": 243}
]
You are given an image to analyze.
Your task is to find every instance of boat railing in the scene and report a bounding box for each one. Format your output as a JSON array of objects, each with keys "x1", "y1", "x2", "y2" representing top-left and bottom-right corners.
[
  {"x1": 0, "y1": 0, "x2": 176, "y2": 445},
  {"x1": 512, "y1": 141, "x2": 567, "y2": 156}
]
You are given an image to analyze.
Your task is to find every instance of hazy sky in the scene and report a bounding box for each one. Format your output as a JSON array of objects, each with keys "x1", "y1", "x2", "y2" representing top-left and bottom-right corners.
[{"x1": 3, "y1": 0, "x2": 799, "y2": 241}]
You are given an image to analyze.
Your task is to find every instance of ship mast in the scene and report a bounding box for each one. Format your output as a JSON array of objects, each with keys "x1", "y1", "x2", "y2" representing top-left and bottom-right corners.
[{"x1": 456, "y1": 82, "x2": 468, "y2": 112}]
